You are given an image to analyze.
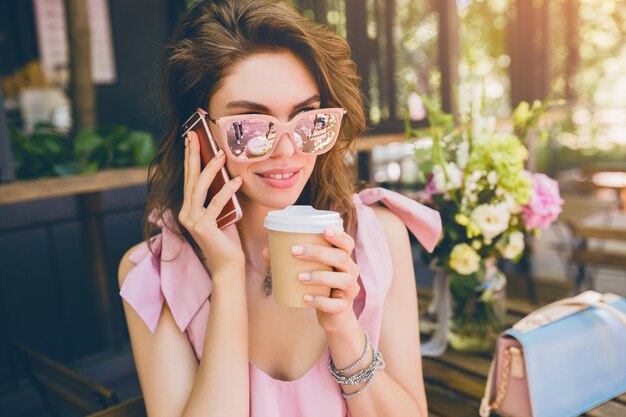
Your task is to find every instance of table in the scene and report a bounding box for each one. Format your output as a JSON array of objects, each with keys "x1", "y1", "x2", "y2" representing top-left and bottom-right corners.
[
  {"x1": 591, "y1": 172, "x2": 626, "y2": 210},
  {"x1": 0, "y1": 167, "x2": 149, "y2": 350},
  {"x1": 418, "y1": 285, "x2": 626, "y2": 417}
]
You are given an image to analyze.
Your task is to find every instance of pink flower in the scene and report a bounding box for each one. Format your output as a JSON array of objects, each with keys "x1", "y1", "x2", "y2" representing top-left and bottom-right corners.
[
  {"x1": 418, "y1": 174, "x2": 438, "y2": 204},
  {"x1": 522, "y1": 173, "x2": 564, "y2": 229}
]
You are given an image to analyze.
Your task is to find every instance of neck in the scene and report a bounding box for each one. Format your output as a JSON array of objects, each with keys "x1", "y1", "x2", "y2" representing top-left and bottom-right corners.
[{"x1": 235, "y1": 193, "x2": 273, "y2": 267}]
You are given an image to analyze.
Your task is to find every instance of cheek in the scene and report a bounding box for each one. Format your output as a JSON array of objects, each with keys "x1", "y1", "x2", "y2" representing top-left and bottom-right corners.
[
  {"x1": 225, "y1": 160, "x2": 247, "y2": 179},
  {"x1": 305, "y1": 155, "x2": 317, "y2": 173}
]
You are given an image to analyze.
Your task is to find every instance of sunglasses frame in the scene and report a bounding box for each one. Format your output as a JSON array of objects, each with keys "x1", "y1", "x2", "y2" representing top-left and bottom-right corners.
[{"x1": 204, "y1": 107, "x2": 347, "y2": 162}]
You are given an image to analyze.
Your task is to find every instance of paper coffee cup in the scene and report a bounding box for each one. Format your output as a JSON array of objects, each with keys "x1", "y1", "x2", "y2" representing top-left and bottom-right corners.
[{"x1": 264, "y1": 206, "x2": 344, "y2": 308}]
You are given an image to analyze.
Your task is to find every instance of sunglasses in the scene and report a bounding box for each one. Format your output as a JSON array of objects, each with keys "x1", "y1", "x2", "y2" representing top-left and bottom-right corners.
[{"x1": 204, "y1": 108, "x2": 346, "y2": 162}]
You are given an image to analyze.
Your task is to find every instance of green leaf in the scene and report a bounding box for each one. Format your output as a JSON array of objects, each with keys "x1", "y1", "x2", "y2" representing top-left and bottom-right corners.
[
  {"x1": 41, "y1": 136, "x2": 65, "y2": 154},
  {"x1": 450, "y1": 273, "x2": 478, "y2": 301},
  {"x1": 80, "y1": 161, "x2": 100, "y2": 173},
  {"x1": 512, "y1": 101, "x2": 530, "y2": 129},
  {"x1": 129, "y1": 131, "x2": 156, "y2": 165},
  {"x1": 75, "y1": 128, "x2": 104, "y2": 155},
  {"x1": 53, "y1": 162, "x2": 81, "y2": 176}
]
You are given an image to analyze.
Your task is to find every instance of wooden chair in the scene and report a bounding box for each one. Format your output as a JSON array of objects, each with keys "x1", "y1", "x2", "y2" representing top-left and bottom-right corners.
[
  {"x1": 85, "y1": 396, "x2": 147, "y2": 417},
  {"x1": 12, "y1": 340, "x2": 119, "y2": 417},
  {"x1": 568, "y1": 222, "x2": 626, "y2": 291}
]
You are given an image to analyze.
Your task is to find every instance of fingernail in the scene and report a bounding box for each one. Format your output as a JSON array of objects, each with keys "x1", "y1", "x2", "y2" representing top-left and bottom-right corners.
[
  {"x1": 233, "y1": 176, "x2": 242, "y2": 183},
  {"x1": 324, "y1": 227, "x2": 335, "y2": 238},
  {"x1": 291, "y1": 245, "x2": 305, "y2": 256},
  {"x1": 216, "y1": 149, "x2": 224, "y2": 158},
  {"x1": 184, "y1": 137, "x2": 189, "y2": 147},
  {"x1": 298, "y1": 272, "x2": 311, "y2": 282},
  {"x1": 303, "y1": 294, "x2": 314, "y2": 303}
]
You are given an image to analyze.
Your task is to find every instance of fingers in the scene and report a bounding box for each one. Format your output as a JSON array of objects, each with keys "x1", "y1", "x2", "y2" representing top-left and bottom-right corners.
[
  {"x1": 322, "y1": 227, "x2": 355, "y2": 255},
  {"x1": 183, "y1": 133, "x2": 190, "y2": 191},
  {"x1": 303, "y1": 286, "x2": 360, "y2": 313},
  {"x1": 190, "y1": 148, "x2": 226, "y2": 213},
  {"x1": 261, "y1": 247, "x2": 270, "y2": 263},
  {"x1": 298, "y1": 270, "x2": 354, "y2": 290},
  {"x1": 188, "y1": 131, "x2": 201, "y2": 186},
  {"x1": 179, "y1": 133, "x2": 192, "y2": 223},
  {"x1": 204, "y1": 176, "x2": 243, "y2": 220},
  {"x1": 291, "y1": 241, "x2": 358, "y2": 274}
]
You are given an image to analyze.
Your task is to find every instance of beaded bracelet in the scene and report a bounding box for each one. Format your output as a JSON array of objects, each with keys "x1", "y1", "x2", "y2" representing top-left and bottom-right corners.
[
  {"x1": 342, "y1": 372, "x2": 377, "y2": 399},
  {"x1": 333, "y1": 330, "x2": 371, "y2": 375},
  {"x1": 330, "y1": 349, "x2": 385, "y2": 386}
]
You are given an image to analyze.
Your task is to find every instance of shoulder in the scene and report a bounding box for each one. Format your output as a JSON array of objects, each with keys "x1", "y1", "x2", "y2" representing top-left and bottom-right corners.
[
  {"x1": 368, "y1": 204, "x2": 412, "y2": 271},
  {"x1": 368, "y1": 204, "x2": 409, "y2": 240},
  {"x1": 118, "y1": 242, "x2": 145, "y2": 289}
]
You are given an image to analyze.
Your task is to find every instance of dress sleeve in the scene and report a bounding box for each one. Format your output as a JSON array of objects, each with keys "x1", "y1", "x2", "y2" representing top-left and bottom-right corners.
[{"x1": 119, "y1": 211, "x2": 213, "y2": 333}]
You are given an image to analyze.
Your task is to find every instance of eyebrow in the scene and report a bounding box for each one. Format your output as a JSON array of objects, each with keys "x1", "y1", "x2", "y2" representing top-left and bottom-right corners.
[{"x1": 225, "y1": 94, "x2": 321, "y2": 112}]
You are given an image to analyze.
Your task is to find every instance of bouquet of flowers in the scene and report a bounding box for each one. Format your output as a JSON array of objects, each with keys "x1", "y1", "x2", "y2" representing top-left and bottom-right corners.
[{"x1": 407, "y1": 96, "x2": 564, "y2": 351}]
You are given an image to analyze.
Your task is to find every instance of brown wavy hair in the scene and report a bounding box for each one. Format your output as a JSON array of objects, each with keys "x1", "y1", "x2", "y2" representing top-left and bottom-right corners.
[{"x1": 143, "y1": 0, "x2": 367, "y2": 253}]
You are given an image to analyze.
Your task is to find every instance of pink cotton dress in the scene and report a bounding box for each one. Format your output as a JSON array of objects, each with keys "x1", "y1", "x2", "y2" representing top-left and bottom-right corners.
[{"x1": 120, "y1": 187, "x2": 441, "y2": 417}]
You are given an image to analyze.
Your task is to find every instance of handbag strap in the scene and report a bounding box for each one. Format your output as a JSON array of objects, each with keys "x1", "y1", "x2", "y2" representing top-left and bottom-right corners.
[
  {"x1": 513, "y1": 291, "x2": 626, "y2": 333},
  {"x1": 480, "y1": 347, "x2": 514, "y2": 417}
]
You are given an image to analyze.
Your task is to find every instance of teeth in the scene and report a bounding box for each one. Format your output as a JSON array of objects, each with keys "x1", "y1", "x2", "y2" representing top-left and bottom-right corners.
[{"x1": 264, "y1": 172, "x2": 295, "y2": 180}]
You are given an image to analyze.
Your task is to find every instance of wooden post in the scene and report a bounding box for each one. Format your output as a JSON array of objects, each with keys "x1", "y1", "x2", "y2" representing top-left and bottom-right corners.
[
  {"x1": 77, "y1": 192, "x2": 119, "y2": 350},
  {"x1": 64, "y1": 0, "x2": 96, "y2": 136},
  {"x1": 564, "y1": 0, "x2": 579, "y2": 101},
  {"x1": 508, "y1": 0, "x2": 552, "y2": 107},
  {"x1": 383, "y1": 0, "x2": 396, "y2": 121},
  {"x1": 0, "y1": 88, "x2": 16, "y2": 184},
  {"x1": 437, "y1": 0, "x2": 459, "y2": 118},
  {"x1": 345, "y1": 0, "x2": 371, "y2": 115}
]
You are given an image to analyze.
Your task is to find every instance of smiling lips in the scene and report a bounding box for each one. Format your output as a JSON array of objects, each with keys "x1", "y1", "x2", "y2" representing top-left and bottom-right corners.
[{"x1": 255, "y1": 167, "x2": 302, "y2": 188}]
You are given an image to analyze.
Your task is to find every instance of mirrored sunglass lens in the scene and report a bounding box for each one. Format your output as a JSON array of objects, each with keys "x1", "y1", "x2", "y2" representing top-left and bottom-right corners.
[
  {"x1": 295, "y1": 112, "x2": 339, "y2": 154},
  {"x1": 225, "y1": 120, "x2": 275, "y2": 159}
]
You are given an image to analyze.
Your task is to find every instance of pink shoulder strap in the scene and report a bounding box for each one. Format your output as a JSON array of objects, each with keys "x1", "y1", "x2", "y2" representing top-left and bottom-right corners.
[
  {"x1": 356, "y1": 187, "x2": 441, "y2": 253},
  {"x1": 119, "y1": 211, "x2": 212, "y2": 333}
]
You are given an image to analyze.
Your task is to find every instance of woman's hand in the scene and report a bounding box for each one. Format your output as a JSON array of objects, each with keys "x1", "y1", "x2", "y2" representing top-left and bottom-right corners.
[
  {"x1": 264, "y1": 227, "x2": 361, "y2": 333},
  {"x1": 178, "y1": 131, "x2": 245, "y2": 275}
]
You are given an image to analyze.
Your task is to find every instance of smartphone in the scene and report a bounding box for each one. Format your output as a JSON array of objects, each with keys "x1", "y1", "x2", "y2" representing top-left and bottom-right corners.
[{"x1": 181, "y1": 107, "x2": 243, "y2": 229}]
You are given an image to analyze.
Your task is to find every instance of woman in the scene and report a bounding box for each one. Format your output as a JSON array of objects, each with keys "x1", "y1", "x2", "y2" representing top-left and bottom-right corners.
[{"x1": 118, "y1": 1, "x2": 441, "y2": 416}]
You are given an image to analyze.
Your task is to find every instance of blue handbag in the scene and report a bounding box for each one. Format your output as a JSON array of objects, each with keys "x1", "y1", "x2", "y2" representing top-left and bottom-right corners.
[{"x1": 480, "y1": 291, "x2": 626, "y2": 417}]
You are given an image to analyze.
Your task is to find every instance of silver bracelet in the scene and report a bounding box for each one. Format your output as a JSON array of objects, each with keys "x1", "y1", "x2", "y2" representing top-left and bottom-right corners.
[
  {"x1": 329, "y1": 348, "x2": 386, "y2": 386},
  {"x1": 341, "y1": 371, "x2": 377, "y2": 399},
  {"x1": 331, "y1": 330, "x2": 370, "y2": 375}
]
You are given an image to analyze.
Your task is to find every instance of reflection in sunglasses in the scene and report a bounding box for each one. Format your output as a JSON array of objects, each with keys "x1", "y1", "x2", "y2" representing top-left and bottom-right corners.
[{"x1": 223, "y1": 111, "x2": 341, "y2": 160}]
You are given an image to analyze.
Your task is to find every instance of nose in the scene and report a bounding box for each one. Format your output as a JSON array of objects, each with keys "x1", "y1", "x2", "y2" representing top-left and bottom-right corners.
[{"x1": 270, "y1": 132, "x2": 297, "y2": 158}]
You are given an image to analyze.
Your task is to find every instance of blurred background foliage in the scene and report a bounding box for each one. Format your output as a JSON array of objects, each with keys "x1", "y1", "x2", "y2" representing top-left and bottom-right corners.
[
  {"x1": 290, "y1": 0, "x2": 626, "y2": 164},
  {"x1": 8, "y1": 119, "x2": 155, "y2": 179},
  {"x1": 4, "y1": 0, "x2": 626, "y2": 179}
]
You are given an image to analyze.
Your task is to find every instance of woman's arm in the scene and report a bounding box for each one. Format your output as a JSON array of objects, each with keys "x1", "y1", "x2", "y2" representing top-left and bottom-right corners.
[
  {"x1": 297, "y1": 205, "x2": 427, "y2": 417},
  {"x1": 119, "y1": 247, "x2": 249, "y2": 417},
  {"x1": 332, "y1": 205, "x2": 427, "y2": 416}
]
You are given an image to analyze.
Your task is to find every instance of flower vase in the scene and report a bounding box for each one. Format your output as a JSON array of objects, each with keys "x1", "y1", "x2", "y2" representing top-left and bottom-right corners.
[{"x1": 447, "y1": 257, "x2": 507, "y2": 353}]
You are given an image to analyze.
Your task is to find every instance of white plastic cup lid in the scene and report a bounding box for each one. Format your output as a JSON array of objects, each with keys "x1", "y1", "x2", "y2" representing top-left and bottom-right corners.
[{"x1": 264, "y1": 205, "x2": 343, "y2": 233}]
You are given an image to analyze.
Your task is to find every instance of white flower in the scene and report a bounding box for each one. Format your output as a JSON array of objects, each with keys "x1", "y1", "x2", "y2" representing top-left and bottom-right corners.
[
  {"x1": 456, "y1": 140, "x2": 470, "y2": 168},
  {"x1": 449, "y1": 243, "x2": 481, "y2": 275},
  {"x1": 498, "y1": 231, "x2": 525, "y2": 259},
  {"x1": 487, "y1": 171, "x2": 498, "y2": 186},
  {"x1": 472, "y1": 114, "x2": 497, "y2": 138},
  {"x1": 504, "y1": 193, "x2": 523, "y2": 214},
  {"x1": 470, "y1": 203, "x2": 511, "y2": 239},
  {"x1": 407, "y1": 93, "x2": 427, "y2": 121},
  {"x1": 432, "y1": 162, "x2": 463, "y2": 192},
  {"x1": 470, "y1": 170, "x2": 483, "y2": 182}
]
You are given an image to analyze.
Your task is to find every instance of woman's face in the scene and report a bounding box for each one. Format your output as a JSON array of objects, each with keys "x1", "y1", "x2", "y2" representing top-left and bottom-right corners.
[{"x1": 208, "y1": 50, "x2": 321, "y2": 210}]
